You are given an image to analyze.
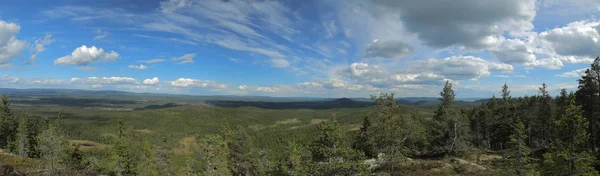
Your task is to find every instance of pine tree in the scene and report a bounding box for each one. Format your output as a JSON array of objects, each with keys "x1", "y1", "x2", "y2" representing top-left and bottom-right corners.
[
  {"x1": 195, "y1": 134, "x2": 231, "y2": 175},
  {"x1": 155, "y1": 136, "x2": 174, "y2": 176},
  {"x1": 278, "y1": 141, "x2": 306, "y2": 176},
  {"x1": 310, "y1": 113, "x2": 367, "y2": 175},
  {"x1": 38, "y1": 124, "x2": 66, "y2": 175},
  {"x1": 15, "y1": 112, "x2": 29, "y2": 156},
  {"x1": 0, "y1": 94, "x2": 16, "y2": 150},
  {"x1": 138, "y1": 139, "x2": 159, "y2": 176},
  {"x1": 576, "y1": 57, "x2": 600, "y2": 153},
  {"x1": 227, "y1": 127, "x2": 264, "y2": 176},
  {"x1": 429, "y1": 81, "x2": 470, "y2": 154},
  {"x1": 508, "y1": 121, "x2": 532, "y2": 176},
  {"x1": 543, "y1": 93, "x2": 598, "y2": 175},
  {"x1": 353, "y1": 116, "x2": 375, "y2": 158},
  {"x1": 110, "y1": 118, "x2": 137, "y2": 176},
  {"x1": 537, "y1": 83, "x2": 555, "y2": 148}
]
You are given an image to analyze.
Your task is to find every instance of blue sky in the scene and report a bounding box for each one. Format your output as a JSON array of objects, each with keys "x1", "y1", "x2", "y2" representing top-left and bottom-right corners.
[{"x1": 0, "y1": 0, "x2": 599, "y2": 98}]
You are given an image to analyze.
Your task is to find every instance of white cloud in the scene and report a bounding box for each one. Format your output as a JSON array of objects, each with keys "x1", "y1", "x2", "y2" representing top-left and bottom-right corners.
[
  {"x1": 71, "y1": 76, "x2": 138, "y2": 85},
  {"x1": 1, "y1": 74, "x2": 19, "y2": 83},
  {"x1": 29, "y1": 33, "x2": 55, "y2": 64},
  {"x1": 557, "y1": 68, "x2": 588, "y2": 78},
  {"x1": 143, "y1": 77, "x2": 160, "y2": 85},
  {"x1": 255, "y1": 86, "x2": 279, "y2": 93},
  {"x1": 492, "y1": 39, "x2": 536, "y2": 64},
  {"x1": 419, "y1": 56, "x2": 513, "y2": 80},
  {"x1": 29, "y1": 78, "x2": 65, "y2": 84},
  {"x1": 539, "y1": 21, "x2": 600, "y2": 61},
  {"x1": 128, "y1": 64, "x2": 148, "y2": 70},
  {"x1": 54, "y1": 45, "x2": 119, "y2": 66},
  {"x1": 524, "y1": 58, "x2": 564, "y2": 70},
  {"x1": 93, "y1": 29, "x2": 109, "y2": 40},
  {"x1": 137, "y1": 58, "x2": 166, "y2": 64},
  {"x1": 238, "y1": 85, "x2": 248, "y2": 90},
  {"x1": 0, "y1": 20, "x2": 26, "y2": 67},
  {"x1": 169, "y1": 78, "x2": 227, "y2": 89},
  {"x1": 172, "y1": 53, "x2": 195, "y2": 64},
  {"x1": 269, "y1": 58, "x2": 290, "y2": 68}
]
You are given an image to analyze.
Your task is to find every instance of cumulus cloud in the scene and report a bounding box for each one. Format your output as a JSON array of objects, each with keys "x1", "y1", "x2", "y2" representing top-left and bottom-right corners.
[
  {"x1": 492, "y1": 39, "x2": 536, "y2": 64},
  {"x1": 169, "y1": 78, "x2": 227, "y2": 89},
  {"x1": 93, "y1": 29, "x2": 109, "y2": 40},
  {"x1": 539, "y1": 21, "x2": 600, "y2": 60},
  {"x1": 143, "y1": 77, "x2": 160, "y2": 85},
  {"x1": 128, "y1": 64, "x2": 148, "y2": 70},
  {"x1": 172, "y1": 53, "x2": 195, "y2": 64},
  {"x1": 371, "y1": 0, "x2": 535, "y2": 49},
  {"x1": 420, "y1": 56, "x2": 513, "y2": 80},
  {"x1": 29, "y1": 33, "x2": 55, "y2": 64},
  {"x1": 137, "y1": 58, "x2": 166, "y2": 64},
  {"x1": 365, "y1": 40, "x2": 414, "y2": 59},
  {"x1": 0, "y1": 20, "x2": 26, "y2": 67},
  {"x1": 71, "y1": 76, "x2": 138, "y2": 85},
  {"x1": 54, "y1": 45, "x2": 119, "y2": 66},
  {"x1": 269, "y1": 58, "x2": 290, "y2": 68},
  {"x1": 238, "y1": 85, "x2": 248, "y2": 90},
  {"x1": 557, "y1": 68, "x2": 588, "y2": 77}
]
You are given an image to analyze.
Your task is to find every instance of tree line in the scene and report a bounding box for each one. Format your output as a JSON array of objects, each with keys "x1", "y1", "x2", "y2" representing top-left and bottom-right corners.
[{"x1": 1, "y1": 56, "x2": 600, "y2": 175}]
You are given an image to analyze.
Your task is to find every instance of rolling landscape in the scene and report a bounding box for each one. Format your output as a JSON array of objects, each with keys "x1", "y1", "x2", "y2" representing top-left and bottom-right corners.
[{"x1": 2, "y1": 0, "x2": 600, "y2": 175}]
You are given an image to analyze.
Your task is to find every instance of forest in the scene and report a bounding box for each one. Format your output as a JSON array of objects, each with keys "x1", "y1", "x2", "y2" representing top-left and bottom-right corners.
[{"x1": 1, "y1": 57, "x2": 600, "y2": 176}]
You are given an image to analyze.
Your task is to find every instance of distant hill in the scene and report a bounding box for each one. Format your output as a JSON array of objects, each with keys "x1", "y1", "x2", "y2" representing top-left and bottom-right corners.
[{"x1": 206, "y1": 98, "x2": 374, "y2": 109}]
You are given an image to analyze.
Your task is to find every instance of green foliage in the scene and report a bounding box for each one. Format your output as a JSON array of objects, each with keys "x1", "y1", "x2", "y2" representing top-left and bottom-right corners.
[
  {"x1": 192, "y1": 134, "x2": 231, "y2": 175},
  {"x1": 38, "y1": 123, "x2": 67, "y2": 175},
  {"x1": 110, "y1": 117, "x2": 138, "y2": 176},
  {"x1": 353, "y1": 116, "x2": 375, "y2": 158},
  {"x1": 0, "y1": 94, "x2": 17, "y2": 150},
  {"x1": 508, "y1": 121, "x2": 533, "y2": 176},
  {"x1": 543, "y1": 94, "x2": 598, "y2": 175},
  {"x1": 429, "y1": 81, "x2": 470, "y2": 155}
]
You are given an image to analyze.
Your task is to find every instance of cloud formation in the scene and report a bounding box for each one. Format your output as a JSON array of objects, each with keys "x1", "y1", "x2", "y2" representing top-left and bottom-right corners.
[
  {"x1": 0, "y1": 20, "x2": 26, "y2": 67},
  {"x1": 55, "y1": 45, "x2": 119, "y2": 66},
  {"x1": 128, "y1": 64, "x2": 148, "y2": 70},
  {"x1": 143, "y1": 77, "x2": 160, "y2": 85},
  {"x1": 29, "y1": 33, "x2": 55, "y2": 64},
  {"x1": 169, "y1": 78, "x2": 227, "y2": 89},
  {"x1": 365, "y1": 40, "x2": 414, "y2": 59},
  {"x1": 137, "y1": 58, "x2": 166, "y2": 64},
  {"x1": 172, "y1": 53, "x2": 195, "y2": 64}
]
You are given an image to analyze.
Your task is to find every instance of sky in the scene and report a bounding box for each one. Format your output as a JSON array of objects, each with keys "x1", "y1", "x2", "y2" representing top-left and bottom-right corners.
[{"x1": 0, "y1": 0, "x2": 599, "y2": 98}]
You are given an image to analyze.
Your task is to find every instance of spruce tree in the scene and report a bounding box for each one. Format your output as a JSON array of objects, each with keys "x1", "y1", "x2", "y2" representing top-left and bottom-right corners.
[
  {"x1": 543, "y1": 93, "x2": 598, "y2": 175},
  {"x1": 0, "y1": 94, "x2": 16, "y2": 150},
  {"x1": 353, "y1": 116, "x2": 375, "y2": 158},
  {"x1": 38, "y1": 124, "x2": 66, "y2": 175},
  {"x1": 537, "y1": 83, "x2": 555, "y2": 147},
  {"x1": 429, "y1": 81, "x2": 470, "y2": 154},
  {"x1": 15, "y1": 112, "x2": 29, "y2": 156},
  {"x1": 195, "y1": 134, "x2": 231, "y2": 175},
  {"x1": 110, "y1": 118, "x2": 137, "y2": 176},
  {"x1": 508, "y1": 121, "x2": 532, "y2": 176}
]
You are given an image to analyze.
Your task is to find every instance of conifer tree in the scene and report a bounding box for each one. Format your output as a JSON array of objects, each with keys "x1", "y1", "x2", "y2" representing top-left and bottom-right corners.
[
  {"x1": 278, "y1": 141, "x2": 306, "y2": 176},
  {"x1": 110, "y1": 118, "x2": 137, "y2": 176},
  {"x1": 509, "y1": 121, "x2": 532, "y2": 176},
  {"x1": 138, "y1": 139, "x2": 159, "y2": 176},
  {"x1": 195, "y1": 134, "x2": 231, "y2": 175},
  {"x1": 38, "y1": 124, "x2": 66, "y2": 175},
  {"x1": 429, "y1": 81, "x2": 470, "y2": 154},
  {"x1": 353, "y1": 116, "x2": 375, "y2": 158},
  {"x1": 15, "y1": 112, "x2": 29, "y2": 156},
  {"x1": 155, "y1": 136, "x2": 174, "y2": 176},
  {"x1": 0, "y1": 94, "x2": 16, "y2": 150},
  {"x1": 227, "y1": 127, "x2": 264, "y2": 175},
  {"x1": 543, "y1": 93, "x2": 598, "y2": 175},
  {"x1": 537, "y1": 83, "x2": 555, "y2": 147}
]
